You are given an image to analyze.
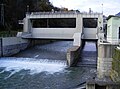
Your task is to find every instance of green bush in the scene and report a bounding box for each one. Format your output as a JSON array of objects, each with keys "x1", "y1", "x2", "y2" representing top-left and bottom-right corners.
[
  {"x1": 0, "y1": 31, "x2": 18, "y2": 37},
  {"x1": 111, "y1": 48, "x2": 120, "y2": 83}
]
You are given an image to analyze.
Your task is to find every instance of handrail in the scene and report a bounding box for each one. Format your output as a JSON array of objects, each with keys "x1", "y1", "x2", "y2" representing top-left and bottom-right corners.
[{"x1": 26, "y1": 11, "x2": 102, "y2": 16}]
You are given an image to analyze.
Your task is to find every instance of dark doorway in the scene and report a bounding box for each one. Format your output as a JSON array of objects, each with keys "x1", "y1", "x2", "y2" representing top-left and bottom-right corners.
[{"x1": 95, "y1": 84, "x2": 106, "y2": 89}]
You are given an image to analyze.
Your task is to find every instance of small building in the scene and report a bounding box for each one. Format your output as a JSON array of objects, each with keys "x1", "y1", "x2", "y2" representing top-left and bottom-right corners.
[{"x1": 107, "y1": 15, "x2": 120, "y2": 44}]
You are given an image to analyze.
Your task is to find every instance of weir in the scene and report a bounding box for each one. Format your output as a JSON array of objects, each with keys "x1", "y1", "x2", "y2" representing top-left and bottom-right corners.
[
  {"x1": 1, "y1": 11, "x2": 119, "y2": 88},
  {"x1": 18, "y1": 11, "x2": 103, "y2": 67}
]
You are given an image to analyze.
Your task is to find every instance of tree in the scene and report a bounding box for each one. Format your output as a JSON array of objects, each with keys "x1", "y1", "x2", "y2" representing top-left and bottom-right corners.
[{"x1": 0, "y1": 0, "x2": 59, "y2": 31}]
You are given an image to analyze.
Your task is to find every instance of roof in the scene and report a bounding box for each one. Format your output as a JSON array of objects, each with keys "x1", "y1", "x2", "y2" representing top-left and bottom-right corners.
[
  {"x1": 107, "y1": 15, "x2": 120, "y2": 20},
  {"x1": 116, "y1": 12, "x2": 120, "y2": 16}
]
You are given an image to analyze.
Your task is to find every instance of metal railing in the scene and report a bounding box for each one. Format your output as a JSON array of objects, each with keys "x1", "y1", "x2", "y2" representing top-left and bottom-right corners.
[{"x1": 26, "y1": 11, "x2": 102, "y2": 16}]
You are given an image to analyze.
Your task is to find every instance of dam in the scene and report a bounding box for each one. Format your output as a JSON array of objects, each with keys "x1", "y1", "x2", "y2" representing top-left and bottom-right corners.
[{"x1": 0, "y1": 11, "x2": 119, "y2": 89}]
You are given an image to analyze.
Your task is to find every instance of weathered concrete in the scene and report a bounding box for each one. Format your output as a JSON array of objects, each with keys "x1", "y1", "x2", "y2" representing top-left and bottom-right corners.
[
  {"x1": 86, "y1": 78, "x2": 120, "y2": 89},
  {"x1": 97, "y1": 42, "x2": 118, "y2": 78},
  {"x1": 1, "y1": 37, "x2": 29, "y2": 57},
  {"x1": 67, "y1": 46, "x2": 81, "y2": 66}
]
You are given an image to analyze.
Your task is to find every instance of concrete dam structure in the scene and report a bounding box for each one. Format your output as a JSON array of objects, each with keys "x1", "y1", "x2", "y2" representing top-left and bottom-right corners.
[
  {"x1": 1, "y1": 11, "x2": 119, "y2": 88},
  {"x1": 18, "y1": 11, "x2": 104, "y2": 67}
]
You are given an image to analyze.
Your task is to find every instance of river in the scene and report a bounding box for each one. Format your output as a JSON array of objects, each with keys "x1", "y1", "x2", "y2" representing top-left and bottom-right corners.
[{"x1": 0, "y1": 41, "x2": 97, "y2": 89}]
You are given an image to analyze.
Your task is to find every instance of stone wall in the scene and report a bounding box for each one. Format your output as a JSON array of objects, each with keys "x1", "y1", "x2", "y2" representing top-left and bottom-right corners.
[
  {"x1": 110, "y1": 48, "x2": 120, "y2": 83},
  {"x1": 1, "y1": 37, "x2": 29, "y2": 57}
]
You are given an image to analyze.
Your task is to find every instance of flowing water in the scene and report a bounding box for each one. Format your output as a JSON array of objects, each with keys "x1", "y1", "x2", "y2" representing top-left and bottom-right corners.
[{"x1": 0, "y1": 41, "x2": 97, "y2": 89}]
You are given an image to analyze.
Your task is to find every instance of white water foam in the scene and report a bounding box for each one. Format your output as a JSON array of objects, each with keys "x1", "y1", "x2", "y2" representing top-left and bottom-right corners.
[{"x1": 0, "y1": 58, "x2": 67, "y2": 79}]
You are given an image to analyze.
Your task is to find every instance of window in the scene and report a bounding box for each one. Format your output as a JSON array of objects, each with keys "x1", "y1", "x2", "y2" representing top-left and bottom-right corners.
[
  {"x1": 83, "y1": 18, "x2": 98, "y2": 28},
  {"x1": 119, "y1": 27, "x2": 120, "y2": 39},
  {"x1": 31, "y1": 18, "x2": 76, "y2": 28}
]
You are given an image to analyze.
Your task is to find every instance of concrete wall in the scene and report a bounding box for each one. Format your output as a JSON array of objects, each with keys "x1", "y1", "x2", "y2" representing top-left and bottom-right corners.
[
  {"x1": 66, "y1": 39, "x2": 84, "y2": 66},
  {"x1": 107, "y1": 17, "x2": 120, "y2": 44},
  {"x1": 83, "y1": 28, "x2": 98, "y2": 39},
  {"x1": 32, "y1": 28, "x2": 76, "y2": 39},
  {"x1": 97, "y1": 42, "x2": 117, "y2": 78},
  {"x1": 67, "y1": 46, "x2": 81, "y2": 66},
  {"x1": 23, "y1": 12, "x2": 103, "y2": 39},
  {"x1": 1, "y1": 37, "x2": 29, "y2": 57}
]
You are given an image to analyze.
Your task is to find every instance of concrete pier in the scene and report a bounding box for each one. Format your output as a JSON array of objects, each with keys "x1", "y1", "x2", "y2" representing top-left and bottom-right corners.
[
  {"x1": 66, "y1": 39, "x2": 85, "y2": 67},
  {"x1": 86, "y1": 80, "x2": 119, "y2": 89},
  {"x1": 67, "y1": 46, "x2": 81, "y2": 66},
  {"x1": 97, "y1": 42, "x2": 118, "y2": 78}
]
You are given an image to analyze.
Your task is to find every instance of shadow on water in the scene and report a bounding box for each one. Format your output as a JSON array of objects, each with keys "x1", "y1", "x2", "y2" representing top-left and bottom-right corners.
[
  {"x1": 77, "y1": 41, "x2": 97, "y2": 68},
  {"x1": 0, "y1": 41, "x2": 97, "y2": 89},
  {"x1": 14, "y1": 41, "x2": 73, "y2": 60}
]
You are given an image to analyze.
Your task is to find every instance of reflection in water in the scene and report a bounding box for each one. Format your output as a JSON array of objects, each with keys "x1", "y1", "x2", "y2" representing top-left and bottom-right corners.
[{"x1": 0, "y1": 41, "x2": 97, "y2": 89}]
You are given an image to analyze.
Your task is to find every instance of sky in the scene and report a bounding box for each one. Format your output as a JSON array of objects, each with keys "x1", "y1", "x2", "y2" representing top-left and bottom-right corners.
[{"x1": 50, "y1": 0, "x2": 120, "y2": 16}]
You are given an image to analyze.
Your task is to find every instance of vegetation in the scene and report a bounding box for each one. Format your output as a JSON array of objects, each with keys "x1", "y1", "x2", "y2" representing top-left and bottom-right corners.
[
  {"x1": 111, "y1": 48, "x2": 120, "y2": 83},
  {"x1": 0, "y1": 0, "x2": 60, "y2": 32},
  {"x1": 0, "y1": 31, "x2": 17, "y2": 37}
]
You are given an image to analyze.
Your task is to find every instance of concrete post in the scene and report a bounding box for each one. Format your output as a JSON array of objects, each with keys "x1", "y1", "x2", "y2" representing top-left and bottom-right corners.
[
  {"x1": 23, "y1": 18, "x2": 32, "y2": 33},
  {"x1": 73, "y1": 33, "x2": 81, "y2": 46},
  {"x1": 97, "y1": 42, "x2": 117, "y2": 78}
]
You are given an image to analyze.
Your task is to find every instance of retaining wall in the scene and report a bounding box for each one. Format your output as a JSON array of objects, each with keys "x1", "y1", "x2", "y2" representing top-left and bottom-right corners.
[
  {"x1": 97, "y1": 42, "x2": 117, "y2": 78},
  {"x1": 0, "y1": 37, "x2": 29, "y2": 57}
]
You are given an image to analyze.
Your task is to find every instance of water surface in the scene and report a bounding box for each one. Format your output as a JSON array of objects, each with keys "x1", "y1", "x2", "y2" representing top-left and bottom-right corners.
[{"x1": 0, "y1": 41, "x2": 97, "y2": 89}]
